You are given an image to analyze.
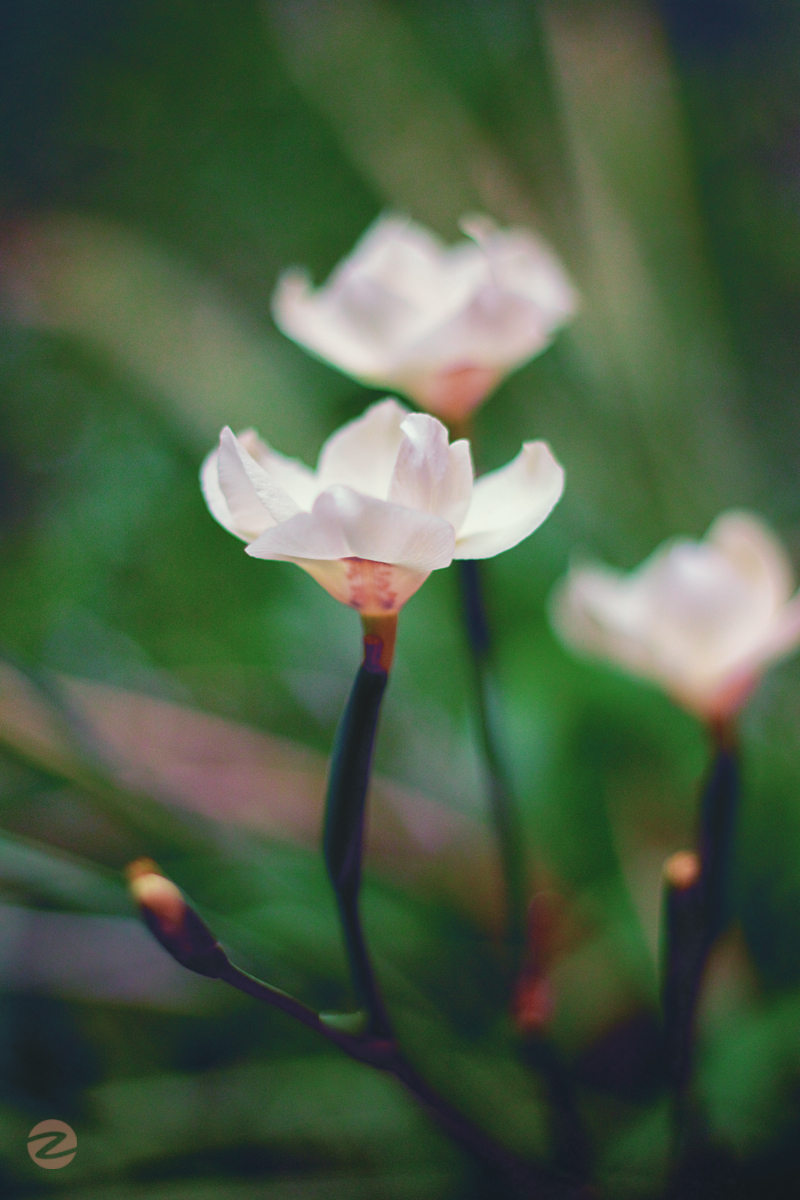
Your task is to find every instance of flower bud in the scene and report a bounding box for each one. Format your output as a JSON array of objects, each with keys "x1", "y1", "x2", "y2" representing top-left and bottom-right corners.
[{"x1": 125, "y1": 859, "x2": 227, "y2": 978}]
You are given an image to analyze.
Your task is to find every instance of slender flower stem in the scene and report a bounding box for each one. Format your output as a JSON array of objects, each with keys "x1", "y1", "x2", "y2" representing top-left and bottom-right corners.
[
  {"x1": 661, "y1": 722, "x2": 739, "y2": 1182},
  {"x1": 129, "y1": 861, "x2": 594, "y2": 1199},
  {"x1": 457, "y1": 561, "x2": 592, "y2": 1180},
  {"x1": 216, "y1": 962, "x2": 593, "y2": 1197},
  {"x1": 322, "y1": 612, "x2": 396, "y2": 1038},
  {"x1": 457, "y1": 558, "x2": 527, "y2": 960},
  {"x1": 698, "y1": 719, "x2": 739, "y2": 945}
]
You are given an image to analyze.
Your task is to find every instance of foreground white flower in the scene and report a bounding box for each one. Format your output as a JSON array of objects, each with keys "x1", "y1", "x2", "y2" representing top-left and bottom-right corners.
[
  {"x1": 202, "y1": 399, "x2": 564, "y2": 615},
  {"x1": 550, "y1": 512, "x2": 800, "y2": 721},
  {"x1": 272, "y1": 215, "x2": 577, "y2": 425}
]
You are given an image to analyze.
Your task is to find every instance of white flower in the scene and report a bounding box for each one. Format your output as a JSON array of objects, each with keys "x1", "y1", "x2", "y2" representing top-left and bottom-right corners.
[
  {"x1": 272, "y1": 214, "x2": 577, "y2": 424},
  {"x1": 550, "y1": 512, "x2": 800, "y2": 720},
  {"x1": 202, "y1": 399, "x2": 564, "y2": 615}
]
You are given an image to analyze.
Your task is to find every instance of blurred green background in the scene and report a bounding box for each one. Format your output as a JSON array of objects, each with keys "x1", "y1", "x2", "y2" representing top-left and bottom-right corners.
[{"x1": 2, "y1": 1, "x2": 800, "y2": 1196}]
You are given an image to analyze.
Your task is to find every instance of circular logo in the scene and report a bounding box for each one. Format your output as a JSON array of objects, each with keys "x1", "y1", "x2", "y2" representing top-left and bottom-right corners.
[{"x1": 27, "y1": 1120, "x2": 77, "y2": 1169}]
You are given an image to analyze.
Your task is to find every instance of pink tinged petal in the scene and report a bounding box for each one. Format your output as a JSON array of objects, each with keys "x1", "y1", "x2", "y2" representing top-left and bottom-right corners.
[
  {"x1": 200, "y1": 447, "x2": 242, "y2": 539},
  {"x1": 271, "y1": 216, "x2": 453, "y2": 383},
  {"x1": 759, "y1": 593, "x2": 800, "y2": 665},
  {"x1": 549, "y1": 566, "x2": 659, "y2": 680},
  {"x1": 236, "y1": 429, "x2": 318, "y2": 511},
  {"x1": 245, "y1": 484, "x2": 453, "y2": 574},
  {"x1": 549, "y1": 513, "x2": 800, "y2": 722},
  {"x1": 389, "y1": 413, "x2": 473, "y2": 527},
  {"x1": 245, "y1": 490, "x2": 351, "y2": 562},
  {"x1": 216, "y1": 427, "x2": 300, "y2": 541},
  {"x1": 454, "y1": 441, "x2": 565, "y2": 560},
  {"x1": 708, "y1": 511, "x2": 795, "y2": 610},
  {"x1": 332, "y1": 215, "x2": 453, "y2": 314},
  {"x1": 294, "y1": 558, "x2": 431, "y2": 616},
  {"x1": 405, "y1": 364, "x2": 502, "y2": 423},
  {"x1": 461, "y1": 217, "x2": 579, "y2": 324},
  {"x1": 315, "y1": 398, "x2": 410, "y2": 498},
  {"x1": 399, "y1": 288, "x2": 555, "y2": 377},
  {"x1": 207, "y1": 431, "x2": 272, "y2": 542},
  {"x1": 330, "y1": 485, "x2": 456, "y2": 571},
  {"x1": 271, "y1": 268, "x2": 389, "y2": 378}
]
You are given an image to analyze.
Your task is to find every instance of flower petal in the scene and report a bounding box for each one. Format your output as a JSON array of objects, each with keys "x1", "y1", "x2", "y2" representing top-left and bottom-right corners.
[
  {"x1": 389, "y1": 413, "x2": 473, "y2": 528},
  {"x1": 549, "y1": 565, "x2": 657, "y2": 678},
  {"x1": 245, "y1": 490, "x2": 351, "y2": 562},
  {"x1": 209, "y1": 430, "x2": 273, "y2": 542},
  {"x1": 271, "y1": 268, "x2": 388, "y2": 378},
  {"x1": 216, "y1": 427, "x2": 301, "y2": 540},
  {"x1": 332, "y1": 486, "x2": 456, "y2": 570},
  {"x1": 708, "y1": 511, "x2": 795, "y2": 611},
  {"x1": 236, "y1": 429, "x2": 318, "y2": 511},
  {"x1": 550, "y1": 512, "x2": 800, "y2": 721},
  {"x1": 760, "y1": 593, "x2": 800, "y2": 665},
  {"x1": 461, "y1": 217, "x2": 578, "y2": 326},
  {"x1": 316, "y1": 398, "x2": 409, "y2": 498},
  {"x1": 295, "y1": 558, "x2": 431, "y2": 616},
  {"x1": 200, "y1": 446, "x2": 242, "y2": 539},
  {"x1": 454, "y1": 441, "x2": 564, "y2": 559}
]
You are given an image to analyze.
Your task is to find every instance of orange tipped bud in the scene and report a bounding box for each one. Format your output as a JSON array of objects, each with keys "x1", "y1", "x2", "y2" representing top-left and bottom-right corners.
[
  {"x1": 664, "y1": 850, "x2": 701, "y2": 891},
  {"x1": 126, "y1": 859, "x2": 186, "y2": 934},
  {"x1": 124, "y1": 859, "x2": 226, "y2": 978}
]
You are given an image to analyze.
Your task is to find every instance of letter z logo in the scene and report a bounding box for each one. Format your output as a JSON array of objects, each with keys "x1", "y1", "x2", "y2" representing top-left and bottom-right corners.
[{"x1": 27, "y1": 1120, "x2": 77, "y2": 1169}]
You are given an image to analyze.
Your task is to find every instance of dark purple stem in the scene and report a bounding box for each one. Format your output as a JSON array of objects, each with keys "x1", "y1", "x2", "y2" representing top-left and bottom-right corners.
[
  {"x1": 322, "y1": 654, "x2": 393, "y2": 1038},
  {"x1": 137, "y1": 892, "x2": 593, "y2": 1198},
  {"x1": 662, "y1": 730, "x2": 739, "y2": 1182}
]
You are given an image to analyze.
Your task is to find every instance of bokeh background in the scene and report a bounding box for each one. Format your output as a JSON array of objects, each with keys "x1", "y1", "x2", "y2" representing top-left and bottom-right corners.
[{"x1": 2, "y1": 1, "x2": 800, "y2": 1196}]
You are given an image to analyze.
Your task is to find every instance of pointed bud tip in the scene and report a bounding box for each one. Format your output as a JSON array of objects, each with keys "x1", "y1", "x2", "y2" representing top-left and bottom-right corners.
[
  {"x1": 664, "y1": 850, "x2": 701, "y2": 890},
  {"x1": 125, "y1": 859, "x2": 186, "y2": 933}
]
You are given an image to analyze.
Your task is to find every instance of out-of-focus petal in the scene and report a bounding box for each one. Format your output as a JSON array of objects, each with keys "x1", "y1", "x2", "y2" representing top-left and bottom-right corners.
[
  {"x1": 271, "y1": 268, "x2": 387, "y2": 377},
  {"x1": 454, "y1": 441, "x2": 564, "y2": 559},
  {"x1": 549, "y1": 566, "x2": 655, "y2": 677},
  {"x1": 389, "y1": 413, "x2": 473, "y2": 528},
  {"x1": 331, "y1": 215, "x2": 451, "y2": 312},
  {"x1": 316, "y1": 398, "x2": 408, "y2": 497},
  {"x1": 754, "y1": 594, "x2": 800, "y2": 667},
  {"x1": 461, "y1": 217, "x2": 579, "y2": 325},
  {"x1": 709, "y1": 511, "x2": 795, "y2": 610},
  {"x1": 550, "y1": 510, "x2": 800, "y2": 720},
  {"x1": 270, "y1": 213, "x2": 577, "y2": 422}
]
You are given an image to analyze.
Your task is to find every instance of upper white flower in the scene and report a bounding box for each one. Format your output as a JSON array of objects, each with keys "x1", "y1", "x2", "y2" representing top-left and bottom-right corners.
[
  {"x1": 202, "y1": 399, "x2": 564, "y2": 615},
  {"x1": 271, "y1": 214, "x2": 578, "y2": 424},
  {"x1": 550, "y1": 512, "x2": 800, "y2": 720}
]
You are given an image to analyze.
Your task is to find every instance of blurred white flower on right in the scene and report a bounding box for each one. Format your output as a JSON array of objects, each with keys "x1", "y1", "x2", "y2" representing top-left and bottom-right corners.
[{"x1": 549, "y1": 512, "x2": 800, "y2": 721}]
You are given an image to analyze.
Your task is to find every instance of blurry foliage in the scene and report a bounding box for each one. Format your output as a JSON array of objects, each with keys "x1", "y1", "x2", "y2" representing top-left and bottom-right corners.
[{"x1": 2, "y1": 0, "x2": 800, "y2": 1196}]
